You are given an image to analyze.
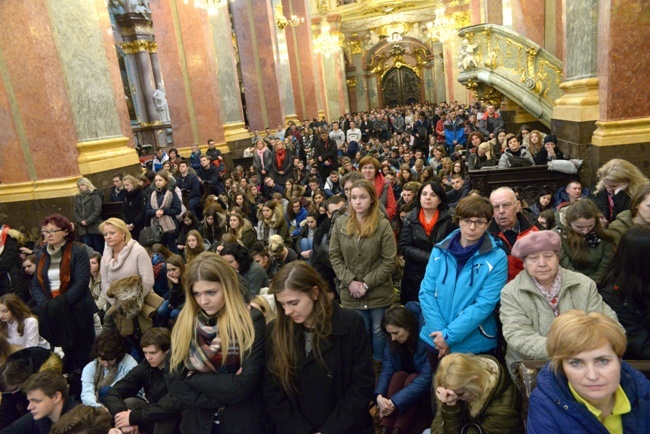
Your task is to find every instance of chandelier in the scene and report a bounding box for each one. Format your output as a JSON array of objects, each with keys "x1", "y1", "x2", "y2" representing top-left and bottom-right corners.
[
  {"x1": 425, "y1": 6, "x2": 454, "y2": 42},
  {"x1": 183, "y1": 0, "x2": 227, "y2": 16},
  {"x1": 276, "y1": 3, "x2": 305, "y2": 30},
  {"x1": 313, "y1": 21, "x2": 344, "y2": 57}
]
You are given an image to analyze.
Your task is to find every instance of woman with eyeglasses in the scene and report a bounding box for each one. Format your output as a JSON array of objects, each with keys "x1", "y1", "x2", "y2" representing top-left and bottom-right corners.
[
  {"x1": 31, "y1": 214, "x2": 96, "y2": 375},
  {"x1": 418, "y1": 195, "x2": 508, "y2": 372}
]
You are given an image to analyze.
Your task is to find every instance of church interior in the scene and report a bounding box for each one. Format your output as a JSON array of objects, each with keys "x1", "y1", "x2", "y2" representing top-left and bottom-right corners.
[{"x1": 0, "y1": 0, "x2": 648, "y2": 227}]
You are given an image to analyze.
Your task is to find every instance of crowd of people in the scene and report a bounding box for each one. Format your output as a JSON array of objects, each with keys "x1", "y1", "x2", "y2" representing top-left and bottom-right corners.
[{"x1": 1, "y1": 101, "x2": 650, "y2": 434}]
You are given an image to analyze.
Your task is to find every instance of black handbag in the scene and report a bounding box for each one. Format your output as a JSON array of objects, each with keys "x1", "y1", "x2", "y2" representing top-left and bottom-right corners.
[{"x1": 139, "y1": 220, "x2": 163, "y2": 247}]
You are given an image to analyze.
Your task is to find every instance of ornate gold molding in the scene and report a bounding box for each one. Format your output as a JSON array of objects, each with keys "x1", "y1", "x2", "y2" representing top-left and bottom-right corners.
[
  {"x1": 118, "y1": 40, "x2": 158, "y2": 54},
  {"x1": 361, "y1": 2, "x2": 416, "y2": 15},
  {"x1": 0, "y1": 176, "x2": 80, "y2": 203},
  {"x1": 223, "y1": 122, "x2": 249, "y2": 143},
  {"x1": 76, "y1": 136, "x2": 140, "y2": 175},
  {"x1": 465, "y1": 80, "x2": 504, "y2": 107},
  {"x1": 349, "y1": 40, "x2": 362, "y2": 55},
  {"x1": 346, "y1": 78, "x2": 356, "y2": 87},
  {"x1": 591, "y1": 117, "x2": 650, "y2": 147},
  {"x1": 552, "y1": 78, "x2": 599, "y2": 122}
]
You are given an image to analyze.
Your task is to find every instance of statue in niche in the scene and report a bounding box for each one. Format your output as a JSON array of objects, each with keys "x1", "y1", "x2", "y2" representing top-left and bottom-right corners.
[
  {"x1": 109, "y1": 0, "x2": 126, "y2": 15},
  {"x1": 153, "y1": 84, "x2": 170, "y2": 123},
  {"x1": 125, "y1": 0, "x2": 151, "y2": 18},
  {"x1": 458, "y1": 37, "x2": 479, "y2": 70}
]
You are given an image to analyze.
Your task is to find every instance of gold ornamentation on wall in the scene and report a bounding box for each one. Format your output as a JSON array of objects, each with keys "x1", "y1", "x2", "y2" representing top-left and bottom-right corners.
[
  {"x1": 349, "y1": 40, "x2": 362, "y2": 54},
  {"x1": 457, "y1": 24, "x2": 564, "y2": 126},
  {"x1": 464, "y1": 80, "x2": 503, "y2": 107},
  {"x1": 119, "y1": 40, "x2": 157, "y2": 54},
  {"x1": 346, "y1": 78, "x2": 356, "y2": 87},
  {"x1": 361, "y1": 2, "x2": 415, "y2": 15}
]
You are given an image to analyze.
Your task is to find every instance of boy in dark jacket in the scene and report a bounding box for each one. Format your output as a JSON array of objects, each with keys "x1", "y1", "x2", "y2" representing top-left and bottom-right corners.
[
  {"x1": 101, "y1": 328, "x2": 181, "y2": 434},
  {"x1": 1, "y1": 371, "x2": 76, "y2": 434}
]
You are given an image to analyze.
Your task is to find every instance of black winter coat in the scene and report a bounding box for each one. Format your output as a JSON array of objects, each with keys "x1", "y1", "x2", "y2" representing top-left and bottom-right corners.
[
  {"x1": 121, "y1": 188, "x2": 145, "y2": 240},
  {"x1": 263, "y1": 303, "x2": 375, "y2": 434},
  {"x1": 593, "y1": 188, "x2": 631, "y2": 223},
  {"x1": 165, "y1": 308, "x2": 266, "y2": 434},
  {"x1": 600, "y1": 282, "x2": 650, "y2": 360},
  {"x1": 399, "y1": 207, "x2": 456, "y2": 304},
  {"x1": 102, "y1": 360, "x2": 182, "y2": 426},
  {"x1": 31, "y1": 243, "x2": 96, "y2": 366},
  {"x1": 0, "y1": 233, "x2": 19, "y2": 296}
]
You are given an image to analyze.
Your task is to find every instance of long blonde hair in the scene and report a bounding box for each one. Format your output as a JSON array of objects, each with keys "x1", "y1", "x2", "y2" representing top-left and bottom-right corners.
[
  {"x1": 435, "y1": 353, "x2": 491, "y2": 400},
  {"x1": 346, "y1": 179, "x2": 380, "y2": 238},
  {"x1": 595, "y1": 159, "x2": 649, "y2": 198},
  {"x1": 170, "y1": 252, "x2": 255, "y2": 371}
]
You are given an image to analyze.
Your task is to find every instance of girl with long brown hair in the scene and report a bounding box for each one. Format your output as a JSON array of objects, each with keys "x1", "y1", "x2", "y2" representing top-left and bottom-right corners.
[
  {"x1": 0, "y1": 294, "x2": 50, "y2": 350},
  {"x1": 330, "y1": 179, "x2": 397, "y2": 371},
  {"x1": 183, "y1": 229, "x2": 205, "y2": 264},
  {"x1": 556, "y1": 199, "x2": 615, "y2": 282},
  {"x1": 264, "y1": 261, "x2": 375, "y2": 434}
]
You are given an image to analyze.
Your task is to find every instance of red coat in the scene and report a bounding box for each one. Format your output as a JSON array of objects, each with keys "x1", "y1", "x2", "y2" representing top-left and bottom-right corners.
[{"x1": 488, "y1": 213, "x2": 538, "y2": 282}]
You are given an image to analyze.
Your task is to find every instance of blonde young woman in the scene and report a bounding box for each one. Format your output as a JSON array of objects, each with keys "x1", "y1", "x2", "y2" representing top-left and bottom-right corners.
[
  {"x1": 166, "y1": 252, "x2": 266, "y2": 433},
  {"x1": 330, "y1": 179, "x2": 397, "y2": 370},
  {"x1": 592, "y1": 158, "x2": 650, "y2": 223},
  {"x1": 74, "y1": 177, "x2": 104, "y2": 253}
]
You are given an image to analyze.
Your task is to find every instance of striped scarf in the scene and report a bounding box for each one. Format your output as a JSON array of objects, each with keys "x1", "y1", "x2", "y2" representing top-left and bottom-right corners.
[{"x1": 186, "y1": 311, "x2": 240, "y2": 373}]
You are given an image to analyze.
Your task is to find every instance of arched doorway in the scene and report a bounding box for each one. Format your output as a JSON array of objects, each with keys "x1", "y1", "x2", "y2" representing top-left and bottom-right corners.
[{"x1": 381, "y1": 66, "x2": 420, "y2": 107}]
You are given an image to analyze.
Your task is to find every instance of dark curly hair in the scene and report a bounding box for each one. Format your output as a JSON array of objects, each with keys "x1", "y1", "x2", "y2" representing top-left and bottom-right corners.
[
  {"x1": 90, "y1": 331, "x2": 127, "y2": 362},
  {"x1": 220, "y1": 243, "x2": 254, "y2": 275}
]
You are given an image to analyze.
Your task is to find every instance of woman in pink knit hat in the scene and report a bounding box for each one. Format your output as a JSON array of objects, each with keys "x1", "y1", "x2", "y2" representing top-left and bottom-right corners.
[{"x1": 499, "y1": 229, "x2": 622, "y2": 376}]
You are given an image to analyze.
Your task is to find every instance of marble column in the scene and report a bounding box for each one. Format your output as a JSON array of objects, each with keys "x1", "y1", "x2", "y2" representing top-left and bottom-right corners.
[
  {"x1": 150, "y1": 0, "x2": 226, "y2": 152},
  {"x1": 283, "y1": 0, "x2": 319, "y2": 121},
  {"x1": 588, "y1": 0, "x2": 650, "y2": 178},
  {"x1": 0, "y1": 0, "x2": 138, "y2": 228},
  {"x1": 351, "y1": 50, "x2": 368, "y2": 112},
  {"x1": 433, "y1": 45, "x2": 447, "y2": 104},
  {"x1": 367, "y1": 74, "x2": 379, "y2": 109},
  {"x1": 206, "y1": 2, "x2": 249, "y2": 147},
  {"x1": 317, "y1": 15, "x2": 349, "y2": 121},
  {"x1": 423, "y1": 64, "x2": 435, "y2": 103},
  {"x1": 511, "y1": 0, "x2": 545, "y2": 47},
  {"x1": 230, "y1": 0, "x2": 285, "y2": 131},
  {"x1": 551, "y1": 0, "x2": 599, "y2": 161}
]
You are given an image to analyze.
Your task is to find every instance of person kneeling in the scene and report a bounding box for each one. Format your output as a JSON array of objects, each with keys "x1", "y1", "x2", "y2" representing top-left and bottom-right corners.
[
  {"x1": 375, "y1": 303, "x2": 433, "y2": 434},
  {"x1": 430, "y1": 353, "x2": 522, "y2": 434},
  {"x1": 102, "y1": 328, "x2": 181, "y2": 434}
]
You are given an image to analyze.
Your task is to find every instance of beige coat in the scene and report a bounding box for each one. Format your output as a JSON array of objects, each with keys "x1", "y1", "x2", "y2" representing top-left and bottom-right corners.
[
  {"x1": 329, "y1": 216, "x2": 397, "y2": 309},
  {"x1": 500, "y1": 266, "x2": 620, "y2": 373}
]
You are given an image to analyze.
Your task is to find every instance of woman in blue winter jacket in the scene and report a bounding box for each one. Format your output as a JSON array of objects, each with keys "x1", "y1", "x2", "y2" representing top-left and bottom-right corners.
[
  {"x1": 418, "y1": 195, "x2": 508, "y2": 371},
  {"x1": 528, "y1": 310, "x2": 650, "y2": 434},
  {"x1": 375, "y1": 302, "x2": 433, "y2": 434}
]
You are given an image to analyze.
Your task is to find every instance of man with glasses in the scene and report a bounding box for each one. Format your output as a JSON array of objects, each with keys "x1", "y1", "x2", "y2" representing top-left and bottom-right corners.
[{"x1": 487, "y1": 187, "x2": 539, "y2": 281}]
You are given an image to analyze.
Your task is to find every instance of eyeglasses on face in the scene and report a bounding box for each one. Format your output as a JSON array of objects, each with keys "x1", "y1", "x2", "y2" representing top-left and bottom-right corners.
[
  {"x1": 459, "y1": 218, "x2": 488, "y2": 228},
  {"x1": 41, "y1": 229, "x2": 64, "y2": 236}
]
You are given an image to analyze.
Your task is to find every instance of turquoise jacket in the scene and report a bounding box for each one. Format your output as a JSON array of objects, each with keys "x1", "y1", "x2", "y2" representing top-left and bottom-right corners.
[{"x1": 418, "y1": 229, "x2": 507, "y2": 354}]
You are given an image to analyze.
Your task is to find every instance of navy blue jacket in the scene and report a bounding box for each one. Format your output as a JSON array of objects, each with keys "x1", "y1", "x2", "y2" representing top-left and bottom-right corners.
[
  {"x1": 374, "y1": 302, "x2": 432, "y2": 413},
  {"x1": 176, "y1": 173, "x2": 201, "y2": 200},
  {"x1": 528, "y1": 361, "x2": 650, "y2": 434}
]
